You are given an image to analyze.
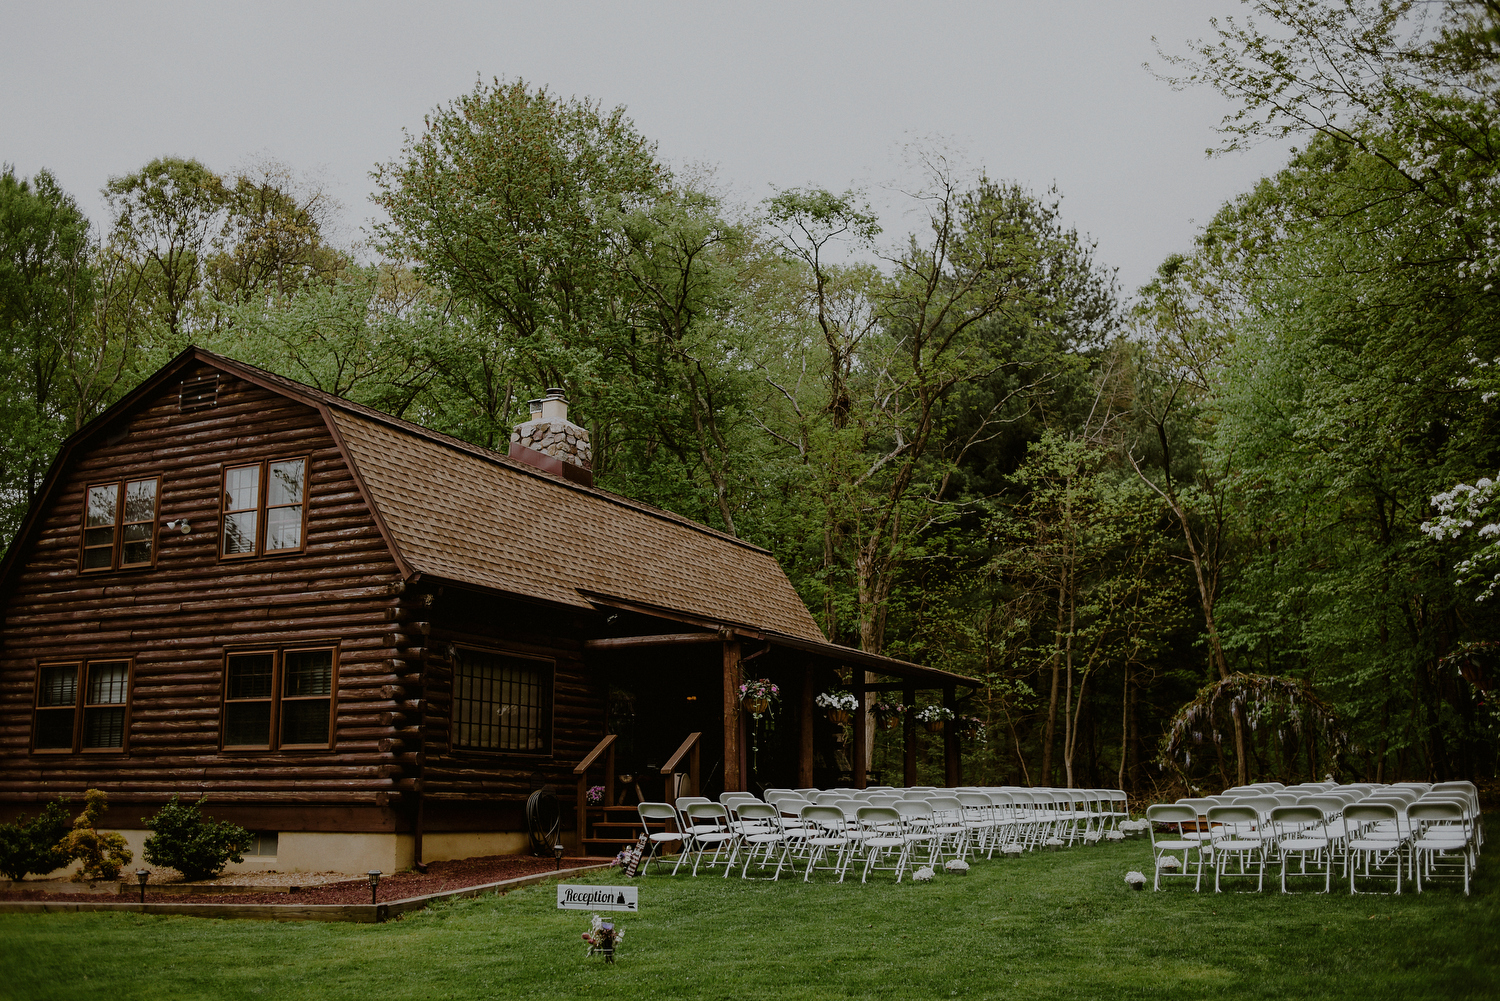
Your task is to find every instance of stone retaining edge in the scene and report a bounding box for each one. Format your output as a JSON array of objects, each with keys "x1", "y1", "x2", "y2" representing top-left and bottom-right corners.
[{"x1": 0, "y1": 862, "x2": 619, "y2": 923}]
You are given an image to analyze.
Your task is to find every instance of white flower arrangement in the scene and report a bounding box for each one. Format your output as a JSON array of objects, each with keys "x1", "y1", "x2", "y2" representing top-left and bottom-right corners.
[
  {"x1": 911, "y1": 866, "x2": 935, "y2": 882},
  {"x1": 1044, "y1": 837, "x2": 1064, "y2": 847},
  {"x1": 915, "y1": 705, "x2": 955, "y2": 723},
  {"x1": 1105, "y1": 830, "x2": 1125, "y2": 841},
  {"x1": 1082, "y1": 830, "x2": 1102, "y2": 844},
  {"x1": 1001, "y1": 843, "x2": 1024, "y2": 855},
  {"x1": 943, "y1": 858, "x2": 969, "y2": 873},
  {"x1": 1156, "y1": 855, "x2": 1181, "y2": 869},
  {"x1": 815, "y1": 691, "x2": 858, "y2": 711},
  {"x1": 1124, "y1": 871, "x2": 1147, "y2": 886}
]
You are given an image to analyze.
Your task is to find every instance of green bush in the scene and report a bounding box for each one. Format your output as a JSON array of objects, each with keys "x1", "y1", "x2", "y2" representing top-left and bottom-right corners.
[
  {"x1": 143, "y1": 796, "x2": 251, "y2": 881},
  {"x1": 59, "y1": 789, "x2": 132, "y2": 881},
  {"x1": 0, "y1": 796, "x2": 73, "y2": 880}
]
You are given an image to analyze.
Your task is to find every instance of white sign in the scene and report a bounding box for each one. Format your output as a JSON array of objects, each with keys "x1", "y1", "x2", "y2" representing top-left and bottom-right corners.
[{"x1": 557, "y1": 884, "x2": 638, "y2": 912}]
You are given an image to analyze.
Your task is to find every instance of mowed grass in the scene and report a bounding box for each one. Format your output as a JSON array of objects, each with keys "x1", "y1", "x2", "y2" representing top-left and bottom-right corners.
[{"x1": 1, "y1": 834, "x2": 1496, "y2": 1001}]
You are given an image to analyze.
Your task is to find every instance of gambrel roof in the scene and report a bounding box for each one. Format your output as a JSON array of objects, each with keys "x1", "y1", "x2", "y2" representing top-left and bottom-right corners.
[{"x1": 2, "y1": 348, "x2": 825, "y2": 642}]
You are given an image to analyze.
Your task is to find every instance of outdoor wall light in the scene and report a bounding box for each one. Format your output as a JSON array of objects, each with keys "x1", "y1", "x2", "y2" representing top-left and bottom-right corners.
[
  {"x1": 367, "y1": 869, "x2": 381, "y2": 905},
  {"x1": 135, "y1": 869, "x2": 149, "y2": 904},
  {"x1": 553, "y1": 843, "x2": 565, "y2": 870},
  {"x1": 165, "y1": 519, "x2": 191, "y2": 534}
]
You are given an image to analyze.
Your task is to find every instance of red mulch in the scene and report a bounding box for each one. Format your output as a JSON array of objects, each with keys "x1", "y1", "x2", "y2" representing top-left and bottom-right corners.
[{"x1": 0, "y1": 854, "x2": 618, "y2": 907}]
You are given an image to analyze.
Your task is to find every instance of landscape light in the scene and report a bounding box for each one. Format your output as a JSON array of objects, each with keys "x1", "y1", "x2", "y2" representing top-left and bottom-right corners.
[
  {"x1": 367, "y1": 870, "x2": 381, "y2": 905},
  {"x1": 135, "y1": 869, "x2": 149, "y2": 904},
  {"x1": 554, "y1": 843, "x2": 565, "y2": 870}
]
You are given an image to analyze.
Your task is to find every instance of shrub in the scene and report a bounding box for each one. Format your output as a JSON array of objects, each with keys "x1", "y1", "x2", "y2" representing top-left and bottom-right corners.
[
  {"x1": 143, "y1": 796, "x2": 251, "y2": 881},
  {"x1": 59, "y1": 789, "x2": 132, "y2": 881},
  {"x1": 0, "y1": 796, "x2": 73, "y2": 880}
]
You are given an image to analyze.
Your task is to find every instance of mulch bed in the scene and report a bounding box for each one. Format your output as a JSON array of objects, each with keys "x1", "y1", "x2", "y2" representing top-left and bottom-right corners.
[{"x1": 0, "y1": 854, "x2": 618, "y2": 906}]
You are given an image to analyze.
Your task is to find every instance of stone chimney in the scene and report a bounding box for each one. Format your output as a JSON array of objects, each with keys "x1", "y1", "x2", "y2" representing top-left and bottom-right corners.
[{"x1": 507, "y1": 388, "x2": 593, "y2": 486}]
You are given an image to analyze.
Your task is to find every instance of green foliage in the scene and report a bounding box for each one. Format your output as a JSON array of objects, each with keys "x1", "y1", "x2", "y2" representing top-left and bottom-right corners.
[
  {"x1": 0, "y1": 796, "x2": 72, "y2": 880},
  {"x1": 142, "y1": 796, "x2": 250, "y2": 881},
  {"x1": 58, "y1": 789, "x2": 131, "y2": 881}
]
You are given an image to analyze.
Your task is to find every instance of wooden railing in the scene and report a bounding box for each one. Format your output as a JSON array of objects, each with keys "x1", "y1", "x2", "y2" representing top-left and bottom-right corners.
[
  {"x1": 573, "y1": 734, "x2": 616, "y2": 849},
  {"x1": 660, "y1": 731, "x2": 701, "y2": 806}
]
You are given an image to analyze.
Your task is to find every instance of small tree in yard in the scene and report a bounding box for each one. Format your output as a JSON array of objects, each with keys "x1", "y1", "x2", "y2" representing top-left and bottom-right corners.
[
  {"x1": 143, "y1": 796, "x2": 251, "y2": 881},
  {"x1": 59, "y1": 789, "x2": 132, "y2": 881},
  {"x1": 0, "y1": 797, "x2": 73, "y2": 880}
]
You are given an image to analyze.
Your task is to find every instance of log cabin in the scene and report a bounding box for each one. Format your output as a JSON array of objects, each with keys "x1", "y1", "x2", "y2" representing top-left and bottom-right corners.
[{"x1": 0, "y1": 348, "x2": 978, "y2": 873}]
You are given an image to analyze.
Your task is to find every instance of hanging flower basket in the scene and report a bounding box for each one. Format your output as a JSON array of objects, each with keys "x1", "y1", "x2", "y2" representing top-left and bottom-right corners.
[
  {"x1": 915, "y1": 705, "x2": 953, "y2": 734},
  {"x1": 739, "y1": 678, "x2": 778, "y2": 718},
  {"x1": 816, "y1": 691, "x2": 857, "y2": 726},
  {"x1": 874, "y1": 701, "x2": 906, "y2": 730}
]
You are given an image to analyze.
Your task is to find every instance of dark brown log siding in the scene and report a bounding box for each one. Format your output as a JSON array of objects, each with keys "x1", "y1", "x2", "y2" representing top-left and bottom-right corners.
[
  {"x1": 0, "y1": 367, "x2": 409, "y2": 821},
  {"x1": 419, "y1": 588, "x2": 605, "y2": 805}
]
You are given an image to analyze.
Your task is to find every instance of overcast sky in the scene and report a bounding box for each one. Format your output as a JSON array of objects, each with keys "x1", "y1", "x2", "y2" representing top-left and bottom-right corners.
[{"x1": 1, "y1": 0, "x2": 1290, "y2": 298}]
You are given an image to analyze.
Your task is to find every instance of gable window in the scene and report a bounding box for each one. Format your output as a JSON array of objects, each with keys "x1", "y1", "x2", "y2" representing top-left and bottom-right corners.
[
  {"x1": 33, "y1": 660, "x2": 131, "y2": 752},
  {"x1": 81, "y1": 478, "x2": 159, "y2": 571},
  {"x1": 451, "y1": 648, "x2": 551, "y2": 754},
  {"x1": 221, "y1": 457, "x2": 307, "y2": 559},
  {"x1": 222, "y1": 646, "x2": 335, "y2": 750}
]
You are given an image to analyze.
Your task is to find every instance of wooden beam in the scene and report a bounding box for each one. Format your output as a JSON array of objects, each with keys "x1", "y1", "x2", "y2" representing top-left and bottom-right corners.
[
  {"x1": 853, "y1": 671, "x2": 870, "y2": 789},
  {"x1": 799, "y1": 663, "x2": 815, "y2": 788},
  {"x1": 903, "y1": 683, "x2": 917, "y2": 788},
  {"x1": 583, "y1": 633, "x2": 718, "y2": 651},
  {"x1": 943, "y1": 684, "x2": 959, "y2": 787},
  {"x1": 722, "y1": 640, "x2": 743, "y2": 792}
]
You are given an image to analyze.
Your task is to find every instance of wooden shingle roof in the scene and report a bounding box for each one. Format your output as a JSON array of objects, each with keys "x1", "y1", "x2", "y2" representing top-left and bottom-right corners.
[{"x1": 327, "y1": 408, "x2": 825, "y2": 640}]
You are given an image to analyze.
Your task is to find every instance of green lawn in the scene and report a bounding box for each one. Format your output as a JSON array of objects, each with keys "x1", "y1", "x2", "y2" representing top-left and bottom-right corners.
[{"x1": 1, "y1": 836, "x2": 1495, "y2": 1001}]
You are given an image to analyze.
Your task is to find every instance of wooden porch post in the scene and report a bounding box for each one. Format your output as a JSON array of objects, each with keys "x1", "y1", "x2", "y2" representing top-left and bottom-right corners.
[
  {"x1": 799, "y1": 662, "x2": 816, "y2": 788},
  {"x1": 722, "y1": 639, "x2": 743, "y2": 792},
  {"x1": 943, "y1": 684, "x2": 960, "y2": 787},
  {"x1": 903, "y1": 683, "x2": 917, "y2": 787},
  {"x1": 852, "y1": 672, "x2": 868, "y2": 789}
]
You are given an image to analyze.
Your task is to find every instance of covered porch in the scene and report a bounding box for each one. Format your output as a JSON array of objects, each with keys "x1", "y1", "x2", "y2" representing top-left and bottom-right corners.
[{"x1": 579, "y1": 620, "x2": 981, "y2": 801}]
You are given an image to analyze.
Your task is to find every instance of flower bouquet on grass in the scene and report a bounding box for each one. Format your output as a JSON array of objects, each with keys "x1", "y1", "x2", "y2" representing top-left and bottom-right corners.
[
  {"x1": 916, "y1": 705, "x2": 954, "y2": 733},
  {"x1": 911, "y1": 866, "x2": 935, "y2": 882},
  {"x1": 739, "y1": 678, "x2": 779, "y2": 717},
  {"x1": 816, "y1": 690, "x2": 858, "y2": 725},
  {"x1": 1124, "y1": 871, "x2": 1147, "y2": 891},
  {"x1": 943, "y1": 858, "x2": 969, "y2": 876},
  {"x1": 582, "y1": 913, "x2": 623, "y2": 962}
]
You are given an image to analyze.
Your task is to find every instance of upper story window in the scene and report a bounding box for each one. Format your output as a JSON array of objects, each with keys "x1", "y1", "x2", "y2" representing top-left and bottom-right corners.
[
  {"x1": 33, "y1": 659, "x2": 131, "y2": 753},
  {"x1": 81, "y1": 478, "x2": 159, "y2": 571},
  {"x1": 451, "y1": 648, "x2": 552, "y2": 754},
  {"x1": 221, "y1": 646, "x2": 336, "y2": 750},
  {"x1": 221, "y1": 457, "x2": 307, "y2": 559}
]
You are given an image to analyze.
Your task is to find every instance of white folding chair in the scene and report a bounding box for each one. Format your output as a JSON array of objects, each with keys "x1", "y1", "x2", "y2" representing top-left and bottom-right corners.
[
  {"x1": 1205, "y1": 805, "x2": 1266, "y2": 893},
  {"x1": 1269, "y1": 805, "x2": 1330, "y2": 893},
  {"x1": 1409, "y1": 800, "x2": 1475, "y2": 895},
  {"x1": 1145, "y1": 804, "x2": 1204, "y2": 891},
  {"x1": 673, "y1": 802, "x2": 738, "y2": 877},
  {"x1": 635, "y1": 802, "x2": 685, "y2": 875}
]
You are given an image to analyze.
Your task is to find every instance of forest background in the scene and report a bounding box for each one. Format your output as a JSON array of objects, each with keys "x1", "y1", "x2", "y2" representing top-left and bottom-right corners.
[{"x1": 4, "y1": 0, "x2": 1500, "y2": 798}]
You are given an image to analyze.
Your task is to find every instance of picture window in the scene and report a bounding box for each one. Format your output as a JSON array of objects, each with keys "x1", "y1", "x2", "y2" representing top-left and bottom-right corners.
[{"x1": 451, "y1": 648, "x2": 551, "y2": 753}]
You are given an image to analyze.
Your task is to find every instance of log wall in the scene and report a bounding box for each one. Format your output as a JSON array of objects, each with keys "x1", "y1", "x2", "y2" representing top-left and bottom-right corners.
[{"x1": 0, "y1": 365, "x2": 412, "y2": 831}]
